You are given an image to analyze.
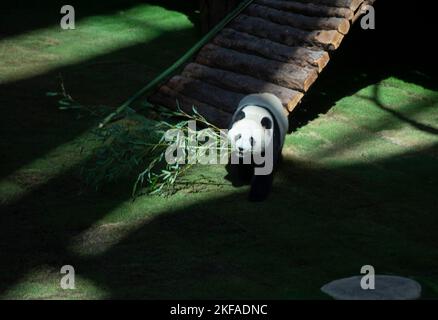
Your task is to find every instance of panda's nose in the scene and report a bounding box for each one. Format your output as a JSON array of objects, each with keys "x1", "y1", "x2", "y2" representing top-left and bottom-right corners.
[{"x1": 238, "y1": 147, "x2": 244, "y2": 152}]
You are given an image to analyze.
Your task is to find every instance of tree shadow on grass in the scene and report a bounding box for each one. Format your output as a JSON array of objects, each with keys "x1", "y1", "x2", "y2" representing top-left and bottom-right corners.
[
  {"x1": 69, "y1": 79, "x2": 437, "y2": 299},
  {"x1": 0, "y1": 0, "x2": 200, "y2": 38},
  {"x1": 69, "y1": 142, "x2": 438, "y2": 299},
  {"x1": 0, "y1": 3, "x2": 200, "y2": 293},
  {"x1": 2, "y1": 146, "x2": 436, "y2": 299},
  {"x1": 71, "y1": 74, "x2": 438, "y2": 298},
  {"x1": 369, "y1": 85, "x2": 438, "y2": 135},
  {"x1": 1, "y1": 79, "x2": 437, "y2": 298},
  {"x1": 0, "y1": 161, "x2": 135, "y2": 294},
  {"x1": 0, "y1": 24, "x2": 199, "y2": 180}
]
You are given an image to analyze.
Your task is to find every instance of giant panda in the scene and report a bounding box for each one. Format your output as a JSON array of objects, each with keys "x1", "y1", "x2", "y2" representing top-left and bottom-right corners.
[{"x1": 227, "y1": 93, "x2": 288, "y2": 202}]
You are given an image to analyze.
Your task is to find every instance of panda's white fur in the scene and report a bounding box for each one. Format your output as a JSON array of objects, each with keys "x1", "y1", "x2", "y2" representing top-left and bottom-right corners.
[{"x1": 228, "y1": 105, "x2": 274, "y2": 156}]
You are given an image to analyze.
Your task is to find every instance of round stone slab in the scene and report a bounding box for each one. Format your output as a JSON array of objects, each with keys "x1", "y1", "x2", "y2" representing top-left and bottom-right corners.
[{"x1": 321, "y1": 275, "x2": 422, "y2": 300}]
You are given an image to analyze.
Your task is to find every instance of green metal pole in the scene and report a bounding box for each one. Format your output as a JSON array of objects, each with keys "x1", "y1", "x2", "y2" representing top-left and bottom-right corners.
[{"x1": 99, "y1": 0, "x2": 255, "y2": 128}]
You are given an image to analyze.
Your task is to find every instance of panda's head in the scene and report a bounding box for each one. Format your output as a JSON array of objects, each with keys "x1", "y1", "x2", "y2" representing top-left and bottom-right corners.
[{"x1": 228, "y1": 105, "x2": 274, "y2": 157}]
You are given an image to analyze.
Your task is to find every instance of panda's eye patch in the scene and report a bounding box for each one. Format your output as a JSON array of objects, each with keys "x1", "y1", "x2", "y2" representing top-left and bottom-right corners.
[
  {"x1": 235, "y1": 111, "x2": 245, "y2": 121},
  {"x1": 250, "y1": 137, "x2": 255, "y2": 147},
  {"x1": 261, "y1": 117, "x2": 272, "y2": 129},
  {"x1": 235, "y1": 134, "x2": 242, "y2": 141}
]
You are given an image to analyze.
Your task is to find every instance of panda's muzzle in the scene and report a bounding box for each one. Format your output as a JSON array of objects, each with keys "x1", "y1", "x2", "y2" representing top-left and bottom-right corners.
[{"x1": 237, "y1": 147, "x2": 255, "y2": 158}]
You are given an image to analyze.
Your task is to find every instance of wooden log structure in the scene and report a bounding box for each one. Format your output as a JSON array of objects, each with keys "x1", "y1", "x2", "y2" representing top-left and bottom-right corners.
[{"x1": 149, "y1": 0, "x2": 374, "y2": 127}]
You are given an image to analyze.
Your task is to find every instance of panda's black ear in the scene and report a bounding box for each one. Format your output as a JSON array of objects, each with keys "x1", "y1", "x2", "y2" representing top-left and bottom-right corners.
[
  {"x1": 235, "y1": 110, "x2": 245, "y2": 121},
  {"x1": 261, "y1": 117, "x2": 272, "y2": 129}
]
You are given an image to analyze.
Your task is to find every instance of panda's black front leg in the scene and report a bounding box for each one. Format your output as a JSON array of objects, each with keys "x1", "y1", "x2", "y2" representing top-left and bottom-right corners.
[
  {"x1": 249, "y1": 171, "x2": 274, "y2": 202},
  {"x1": 236, "y1": 163, "x2": 254, "y2": 182}
]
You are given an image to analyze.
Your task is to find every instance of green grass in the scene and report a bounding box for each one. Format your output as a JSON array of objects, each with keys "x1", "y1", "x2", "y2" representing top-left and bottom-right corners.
[
  {"x1": 1, "y1": 2, "x2": 438, "y2": 299},
  {"x1": 0, "y1": 4, "x2": 196, "y2": 84}
]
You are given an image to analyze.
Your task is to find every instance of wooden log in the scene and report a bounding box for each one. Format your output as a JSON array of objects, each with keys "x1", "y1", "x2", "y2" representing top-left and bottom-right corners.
[
  {"x1": 231, "y1": 14, "x2": 344, "y2": 50},
  {"x1": 246, "y1": 4, "x2": 350, "y2": 34},
  {"x1": 213, "y1": 29, "x2": 330, "y2": 72},
  {"x1": 166, "y1": 75, "x2": 245, "y2": 114},
  {"x1": 196, "y1": 44, "x2": 318, "y2": 92},
  {"x1": 182, "y1": 63, "x2": 303, "y2": 112},
  {"x1": 149, "y1": 86, "x2": 231, "y2": 127},
  {"x1": 352, "y1": 1, "x2": 374, "y2": 24},
  {"x1": 255, "y1": 0, "x2": 354, "y2": 20}
]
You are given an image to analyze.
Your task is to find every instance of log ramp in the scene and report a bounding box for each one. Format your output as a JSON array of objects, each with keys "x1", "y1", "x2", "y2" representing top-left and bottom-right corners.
[{"x1": 149, "y1": 0, "x2": 372, "y2": 128}]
